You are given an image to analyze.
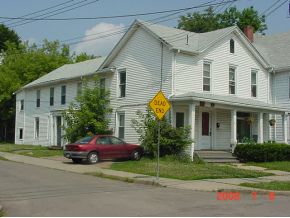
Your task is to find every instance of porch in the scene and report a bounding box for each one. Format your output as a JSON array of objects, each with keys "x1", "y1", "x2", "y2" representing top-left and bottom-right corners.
[{"x1": 170, "y1": 92, "x2": 289, "y2": 160}]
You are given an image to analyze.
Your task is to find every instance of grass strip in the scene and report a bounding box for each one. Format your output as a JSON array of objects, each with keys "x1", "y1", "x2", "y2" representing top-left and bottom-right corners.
[
  {"x1": 110, "y1": 158, "x2": 273, "y2": 180},
  {"x1": 240, "y1": 181, "x2": 290, "y2": 191},
  {"x1": 246, "y1": 161, "x2": 290, "y2": 172}
]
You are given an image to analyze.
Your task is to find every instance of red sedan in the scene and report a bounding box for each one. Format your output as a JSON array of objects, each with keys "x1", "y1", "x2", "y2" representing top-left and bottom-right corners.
[{"x1": 64, "y1": 135, "x2": 143, "y2": 164}]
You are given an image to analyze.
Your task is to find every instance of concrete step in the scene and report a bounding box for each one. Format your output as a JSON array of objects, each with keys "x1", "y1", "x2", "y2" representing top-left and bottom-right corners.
[{"x1": 196, "y1": 150, "x2": 239, "y2": 163}]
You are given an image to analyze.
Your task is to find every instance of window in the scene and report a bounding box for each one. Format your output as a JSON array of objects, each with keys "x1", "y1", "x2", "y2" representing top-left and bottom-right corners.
[
  {"x1": 77, "y1": 82, "x2": 82, "y2": 96},
  {"x1": 203, "y1": 62, "x2": 211, "y2": 91},
  {"x1": 75, "y1": 136, "x2": 93, "y2": 144},
  {"x1": 202, "y1": 112, "x2": 209, "y2": 136},
  {"x1": 19, "y1": 128, "x2": 23, "y2": 140},
  {"x1": 176, "y1": 112, "x2": 185, "y2": 128},
  {"x1": 20, "y1": 100, "x2": 24, "y2": 111},
  {"x1": 100, "y1": 78, "x2": 106, "y2": 96},
  {"x1": 110, "y1": 136, "x2": 125, "y2": 145},
  {"x1": 230, "y1": 39, "x2": 235, "y2": 53},
  {"x1": 251, "y1": 71, "x2": 257, "y2": 97},
  {"x1": 118, "y1": 113, "x2": 125, "y2": 139},
  {"x1": 119, "y1": 70, "x2": 126, "y2": 98},
  {"x1": 36, "y1": 90, "x2": 40, "y2": 107},
  {"x1": 229, "y1": 67, "x2": 236, "y2": 94},
  {"x1": 61, "y1": 85, "x2": 66, "y2": 105},
  {"x1": 50, "y1": 87, "x2": 54, "y2": 106},
  {"x1": 96, "y1": 136, "x2": 110, "y2": 145},
  {"x1": 35, "y1": 117, "x2": 39, "y2": 138}
]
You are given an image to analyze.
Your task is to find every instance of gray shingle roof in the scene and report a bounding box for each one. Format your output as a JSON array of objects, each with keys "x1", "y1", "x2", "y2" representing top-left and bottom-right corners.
[
  {"x1": 23, "y1": 57, "x2": 106, "y2": 89},
  {"x1": 139, "y1": 20, "x2": 236, "y2": 53},
  {"x1": 171, "y1": 91, "x2": 288, "y2": 112},
  {"x1": 253, "y1": 31, "x2": 290, "y2": 69}
]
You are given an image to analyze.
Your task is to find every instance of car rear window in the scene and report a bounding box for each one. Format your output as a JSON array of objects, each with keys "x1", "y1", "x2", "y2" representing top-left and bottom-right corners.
[{"x1": 75, "y1": 136, "x2": 93, "y2": 144}]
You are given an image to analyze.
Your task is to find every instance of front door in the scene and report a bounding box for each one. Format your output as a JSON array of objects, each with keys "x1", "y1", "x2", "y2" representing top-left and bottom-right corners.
[
  {"x1": 56, "y1": 116, "x2": 62, "y2": 146},
  {"x1": 200, "y1": 111, "x2": 212, "y2": 149}
]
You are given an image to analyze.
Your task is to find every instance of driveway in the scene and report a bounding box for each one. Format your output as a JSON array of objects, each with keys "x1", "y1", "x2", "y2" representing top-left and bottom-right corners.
[{"x1": 1, "y1": 160, "x2": 290, "y2": 216}]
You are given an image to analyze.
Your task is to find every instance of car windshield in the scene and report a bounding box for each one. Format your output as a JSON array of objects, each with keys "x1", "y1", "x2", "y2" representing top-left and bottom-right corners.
[{"x1": 75, "y1": 136, "x2": 93, "y2": 144}]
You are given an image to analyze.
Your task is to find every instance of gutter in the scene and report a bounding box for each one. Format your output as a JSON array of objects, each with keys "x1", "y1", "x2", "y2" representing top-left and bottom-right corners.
[
  {"x1": 170, "y1": 95, "x2": 289, "y2": 113},
  {"x1": 13, "y1": 68, "x2": 114, "y2": 94}
]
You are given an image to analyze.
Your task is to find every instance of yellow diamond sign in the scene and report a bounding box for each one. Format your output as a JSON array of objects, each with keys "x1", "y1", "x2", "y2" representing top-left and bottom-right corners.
[{"x1": 149, "y1": 90, "x2": 171, "y2": 120}]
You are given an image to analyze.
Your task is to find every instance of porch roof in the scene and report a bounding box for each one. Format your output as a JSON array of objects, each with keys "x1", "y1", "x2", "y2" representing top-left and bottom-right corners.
[{"x1": 170, "y1": 91, "x2": 289, "y2": 113}]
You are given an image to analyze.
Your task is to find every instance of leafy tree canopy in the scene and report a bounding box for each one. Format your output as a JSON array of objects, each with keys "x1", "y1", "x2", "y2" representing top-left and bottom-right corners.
[
  {"x1": 0, "y1": 39, "x2": 95, "y2": 141},
  {"x1": 177, "y1": 6, "x2": 267, "y2": 34},
  {"x1": 63, "y1": 77, "x2": 112, "y2": 143},
  {"x1": 0, "y1": 24, "x2": 21, "y2": 51}
]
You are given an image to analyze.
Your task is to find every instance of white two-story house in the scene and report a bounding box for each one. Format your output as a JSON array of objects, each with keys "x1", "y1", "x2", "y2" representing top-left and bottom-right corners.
[{"x1": 15, "y1": 20, "x2": 290, "y2": 159}]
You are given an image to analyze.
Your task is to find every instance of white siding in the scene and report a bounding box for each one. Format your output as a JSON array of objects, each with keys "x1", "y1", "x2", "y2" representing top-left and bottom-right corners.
[
  {"x1": 215, "y1": 109, "x2": 231, "y2": 149},
  {"x1": 107, "y1": 27, "x2": 172, "y2": 143},
  {"x1": 15, "y1": 80, "x2": 82, "y2": 146},
  {"x1": 175, "y1": 34, "x2": 270, "y2": 103},
  {"x1": 272, "y1": 71, "x2": 290, "y2": 142}
]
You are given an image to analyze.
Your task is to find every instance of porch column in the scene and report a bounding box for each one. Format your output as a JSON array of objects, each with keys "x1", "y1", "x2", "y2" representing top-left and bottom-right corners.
[
  {"x1": 258, "y1": 112, "x2": 264, "y2": 143},
  {"x1": 230, "y1": 109, "x2": 237, "y2": 152},
  {"x1": 188, "y1": 103, "x2": 196, "y2": 161},
  {"x1": 282, "y1": 113, "x2": 288, "y2": 143}
]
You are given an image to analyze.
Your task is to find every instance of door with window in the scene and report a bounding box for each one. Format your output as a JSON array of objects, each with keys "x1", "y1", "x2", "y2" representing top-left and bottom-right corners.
[
  {"x1": 56, "y1": 116, "x2": 62, "y2": 146},
  {"x1": 200, "y1": 111, "x2": 212, "y2": 149}
]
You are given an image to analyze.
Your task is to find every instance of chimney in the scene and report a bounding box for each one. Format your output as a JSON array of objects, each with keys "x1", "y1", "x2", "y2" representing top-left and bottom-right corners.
[{"x1": 243, "y1": 26, "x2": 254, "y2": 42}]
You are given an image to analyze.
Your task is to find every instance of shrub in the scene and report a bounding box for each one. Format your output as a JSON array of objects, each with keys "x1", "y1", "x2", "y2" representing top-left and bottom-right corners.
[
  {"x1": 131, "y1": 108, "x2": 193, "y2": 157},
  {"x1": 63, "y1": 76, "x2": 112, "y2": 143},
  {"x1": 234, "y1": 143, "x2": 290, "y2": 162}
]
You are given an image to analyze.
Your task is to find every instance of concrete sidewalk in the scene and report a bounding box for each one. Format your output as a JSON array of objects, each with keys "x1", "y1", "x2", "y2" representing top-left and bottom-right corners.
[{"x1": 1, "y1": 151, "x2": 290, "y2": 194}]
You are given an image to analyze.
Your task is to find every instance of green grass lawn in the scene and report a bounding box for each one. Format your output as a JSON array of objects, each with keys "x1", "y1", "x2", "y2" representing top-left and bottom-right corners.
[
  {"x1": 110, "y1": 158, "x2": 273, "y2": 180},
  {"x1": 240, "y1": 181, "x2": 290, "y2": 191},
  {"x1": 0, "y1": 143, "x2": 63, "y2": 158},
  {"x1": 246, "y1": 161, "x2": 290, "y2": 172}
]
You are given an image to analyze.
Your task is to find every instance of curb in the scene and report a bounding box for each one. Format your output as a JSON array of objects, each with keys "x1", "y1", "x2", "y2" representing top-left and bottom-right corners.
[
  {"x1": 85, "y1": 172, "x2": 164, "y2": 187},
  {"x1": 219, "y1": 188, "x2": 290, "y2": 196}
]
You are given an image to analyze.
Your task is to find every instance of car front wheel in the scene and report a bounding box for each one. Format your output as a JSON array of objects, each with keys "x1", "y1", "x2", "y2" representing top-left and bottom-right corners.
[
  {"x1": 87, "y1": 152, "x2": 99, "y2": 164},
  {"x1": 131, "y1": 150, "x2": 141, "y2": 161}
]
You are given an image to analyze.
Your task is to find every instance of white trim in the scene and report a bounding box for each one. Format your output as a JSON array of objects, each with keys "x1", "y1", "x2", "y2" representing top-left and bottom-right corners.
[
  {"x1": 117, "y1": 68, "x2": 126, "y2": 98},
  {"x1": 229, "y1": 65, "x2": 237, "y2": 95},
  {"x1": 202, "y1": 61, "x2": 212, "y2": 93}
]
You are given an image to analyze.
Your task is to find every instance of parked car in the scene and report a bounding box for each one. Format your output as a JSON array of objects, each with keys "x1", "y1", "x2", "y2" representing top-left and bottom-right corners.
[{"x1": 64, "y1": 135, "x2": 143, "y2": 164}]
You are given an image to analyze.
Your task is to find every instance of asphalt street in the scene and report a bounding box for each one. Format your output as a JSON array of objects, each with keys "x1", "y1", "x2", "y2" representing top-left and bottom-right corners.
[{"x1": 0, "y1": 160, "x2": 290, "y2": 216}]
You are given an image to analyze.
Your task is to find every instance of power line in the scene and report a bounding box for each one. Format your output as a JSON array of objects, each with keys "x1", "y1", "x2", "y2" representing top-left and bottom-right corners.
[
  {"x1": 261, "y1": 0, "x2": 283, "y2": 16},
  {"x1": 8, "y1": 0, "x2": 100, "y2": 28},
  {"x1": 0, "y1": 5, "x2": 227, "y2": 22},
  {"x1": 264, "y1": 0, "x2": 288, "y2": 17},
  {"x1": 1, "y1": 0, "x2": 76, "y2": 25},
  {"x1": 1, "y1": 0, "x2": 237, "y2": 58}
]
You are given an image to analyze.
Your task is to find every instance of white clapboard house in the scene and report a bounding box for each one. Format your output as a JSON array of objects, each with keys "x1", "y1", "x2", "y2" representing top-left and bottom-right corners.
[{"x1": 15, "y1": 20, "x2": 290, "y2": 159}]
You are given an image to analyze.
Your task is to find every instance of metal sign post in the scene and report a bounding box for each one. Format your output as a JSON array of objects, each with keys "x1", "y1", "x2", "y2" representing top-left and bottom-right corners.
[{"x1": 149, "y1": 90, "x2": 171, "y2": 181}]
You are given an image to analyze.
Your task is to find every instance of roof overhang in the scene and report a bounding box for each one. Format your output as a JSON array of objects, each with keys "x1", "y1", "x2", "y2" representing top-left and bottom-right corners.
[
  {"x1": 170, "y1": 92, "x2": 289, "y2": 114},
  {"x1": 14, "y1": 68, "x2": 114, "y2": 95}
]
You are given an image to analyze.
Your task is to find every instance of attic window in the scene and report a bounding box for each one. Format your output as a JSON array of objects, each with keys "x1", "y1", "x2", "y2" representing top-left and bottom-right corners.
[{"x1": 230, "y1": 39, "x2": 235, "y2": 53}]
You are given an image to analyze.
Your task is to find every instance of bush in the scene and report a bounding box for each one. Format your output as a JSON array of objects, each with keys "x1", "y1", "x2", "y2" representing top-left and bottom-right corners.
[
  {"x1": 234, "y1": 143, "x2": 290, "y2": 162},
  {"x1": 131, "y1": 108, "x2": 193, "y2": 157}
]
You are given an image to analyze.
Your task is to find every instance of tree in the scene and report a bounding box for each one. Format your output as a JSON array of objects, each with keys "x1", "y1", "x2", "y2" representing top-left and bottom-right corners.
[
  {"x1": 0, "y1": 40, "x2": 72, "y2": 141},
  {"x1": 74, "y1": 52, "x2": 97, "y2": 63},
  {"x1": 178, "y1": 6, "x2": 267, "y2": 34},
  {"x1": 0, "y1": 24, "x2": 21, "y2": 51},
  {"x1": 63, "y1": 77, "x2": 112, "y2": 143},
  {"x1": 131, "y1": 108, "x2": 192, "y2": 157}
]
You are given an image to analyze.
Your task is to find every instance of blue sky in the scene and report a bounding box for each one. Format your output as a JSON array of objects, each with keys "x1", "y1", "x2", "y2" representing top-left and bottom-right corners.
[{"x1": 1, "y1": 0, "x2": 289, "y2": 56}]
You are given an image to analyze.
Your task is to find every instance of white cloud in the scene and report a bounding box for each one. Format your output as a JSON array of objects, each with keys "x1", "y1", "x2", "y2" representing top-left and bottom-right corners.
[{"x1": 74, "y1": 22, "x2": 125, "y2": 56}]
